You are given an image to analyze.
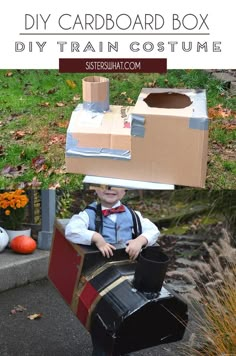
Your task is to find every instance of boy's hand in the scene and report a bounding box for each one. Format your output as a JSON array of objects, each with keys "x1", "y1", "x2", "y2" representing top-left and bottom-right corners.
[
  {"x1": 125, "y1": 235, "x2": 148, "y2": 260},
  {"x1": 92, "y1": 232, "x2": 116, "y2": 258}
]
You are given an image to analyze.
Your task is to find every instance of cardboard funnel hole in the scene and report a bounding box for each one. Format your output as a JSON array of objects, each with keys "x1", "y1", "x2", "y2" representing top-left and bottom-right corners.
[
  {"x1": 144, "y1": 92, "x2": 192, "y2": 109},
  {"x1": 82, "y1": 76, "x2": 110, "y2": 112},
  {"x1": 133, "y1": 247, "x2": 169, "y2": 293}
]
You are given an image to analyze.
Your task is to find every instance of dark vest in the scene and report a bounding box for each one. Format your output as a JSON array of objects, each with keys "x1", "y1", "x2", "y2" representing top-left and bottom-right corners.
[{"x1": 85, "y1": 202, "x2": 137, "y2": 244}]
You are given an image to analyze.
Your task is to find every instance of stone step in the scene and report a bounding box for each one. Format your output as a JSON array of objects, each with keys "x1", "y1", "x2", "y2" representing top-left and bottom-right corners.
[{"x1": 0, "y1": 248, "x2": 50, "y2": 292}]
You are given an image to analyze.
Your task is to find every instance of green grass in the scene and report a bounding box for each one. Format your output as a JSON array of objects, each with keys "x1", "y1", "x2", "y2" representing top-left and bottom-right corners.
[
  {"x1": 223, "y1": 161, "x2": 236, "y2": 174},
  {"x1": 210, "y1": 124, "x2": 236, "y2": 145},
  {"x1": 0, "y1": 69, "x2": 235, "y2": 189}
]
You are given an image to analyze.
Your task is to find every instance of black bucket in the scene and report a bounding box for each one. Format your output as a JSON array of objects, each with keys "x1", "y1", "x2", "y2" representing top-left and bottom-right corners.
[{"x1": 133, "y1": 246, "x2": 169, "y2": 293}]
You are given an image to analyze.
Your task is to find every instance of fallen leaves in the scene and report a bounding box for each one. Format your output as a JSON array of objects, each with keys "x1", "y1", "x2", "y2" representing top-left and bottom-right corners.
[
  {"x1": 9, "y1": 305, "x2": 43, "y2": 320},
  {"x1": 47, "y1": 87, "x2": 57, "y2": 95},
  {"x1": 39, "y1": 102, "x2": 50, "y2": 107},
  {"x1": 48, "y1": 182, "x2": 61, "y2": 189},
  {"x1": 27, "y1": 313, "x2": 43, "y2": 320},
  {"x1": 120, "y1": 91, "x2": 134, "y2": 104},
  {"x1": 1, "y1": 126, "x2": 66, "y2": 185},
  {"x1": 12, "y1": 130, "x2": 29, "y2": 140},
  {"x1": 208, "y1": 104, "x2": 236, "y2": 119},
  {"x1": 220, "y1": 121, "x2": 236, "y2": 131},
  {"x1": 55, "y1": 102, "x2": 66, "y2": 107},
  {"x1": 126, "y1": 97, "x2": 134, "y2": 104},
  {"x1": 48, "y1": 134, "x2": 66, "y2": 146},
  {"x1": 5, "y1": 71, "x2": 13, "y2": 77},
  {"x1": 31, "y1": 156, "x2": 48, "y2": 173},
  {"x1": 25, "y1": 177, "x2": 42, "y2": 188},
  {"x1": 1, "y1": 165, "x2": 28, "y2": 178},
  {"x1": 10, "y1": 305, "x2": 27, "y2": 314},
  {"x1": 66, "y1": 79, "x2": 77, "y2": 89},
  {"x1": 73, "y1": 94, "x2": 81, "y2": 102},
  {"x1": 144, "y1": 80, "x2": 157, "y2": 88},
  {"x1": 52, "y1": 121, "x2": 69, "y2": 129}
]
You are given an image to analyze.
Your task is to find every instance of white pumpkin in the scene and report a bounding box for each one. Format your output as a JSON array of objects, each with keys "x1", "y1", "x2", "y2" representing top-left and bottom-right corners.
[{"x1": 0, "y1": 227, "x2": 9, "y2": 252}]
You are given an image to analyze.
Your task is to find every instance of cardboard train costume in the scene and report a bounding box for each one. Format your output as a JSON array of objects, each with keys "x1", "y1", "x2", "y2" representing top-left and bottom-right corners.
[
  {"x1": 48, "y1": 219, "x2": 188, "y2": 355},
  {"x1": 60, "y1": 77, "x2": 193, "y2": 352},
  {"x1": 66, "y1": 76, "x2": 208, "y2": 188}
]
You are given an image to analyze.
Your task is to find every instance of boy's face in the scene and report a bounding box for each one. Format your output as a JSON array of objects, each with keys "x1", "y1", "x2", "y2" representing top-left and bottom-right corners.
[{"x1": 95, "y1": 188, "x2": 126, "y2": 208}]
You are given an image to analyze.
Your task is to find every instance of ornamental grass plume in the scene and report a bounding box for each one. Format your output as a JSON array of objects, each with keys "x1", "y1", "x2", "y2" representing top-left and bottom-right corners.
[
  {"x1": 0, "y1": 190, "x2": 29, "y2": 230},
  {"x1": 181, "y1": 229, "x2": 236, "y2": 356}
]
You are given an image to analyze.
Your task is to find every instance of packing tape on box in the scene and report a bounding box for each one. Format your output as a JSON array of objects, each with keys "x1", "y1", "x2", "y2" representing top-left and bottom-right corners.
[
  {"x1": 136, "y1": 88, "x2": 208, "y2": 131},
  {"x1": 189, "y1": 117, "x2": 208, "y2": 130},
  {"x1": 83, "y1": 99, "x2": 109, "y2": 113},
  {"x1": 66, "y1": 132, "x2": 131, "y2": 160},
  {"x1": 131, "y1": 114, "x2": 145, "y2": 137},
  {"x1": 188, "y1": 90, "x2": 208, "y2": 130}
]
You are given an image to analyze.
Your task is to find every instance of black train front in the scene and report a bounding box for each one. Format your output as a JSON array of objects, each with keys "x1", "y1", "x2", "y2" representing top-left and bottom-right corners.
[{"x1": 48, "y1": 220, "x2": 188, "y2": 355}]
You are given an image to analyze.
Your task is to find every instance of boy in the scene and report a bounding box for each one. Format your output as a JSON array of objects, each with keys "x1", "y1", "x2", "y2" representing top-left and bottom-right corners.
[{"x1": 65, "y1": 188, "x2": 160, "y2": 260}]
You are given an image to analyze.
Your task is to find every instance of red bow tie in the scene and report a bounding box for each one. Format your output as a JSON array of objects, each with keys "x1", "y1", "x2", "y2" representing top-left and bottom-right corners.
[{"x1": 102, "y1": 205, "x2": 126, "y2": 217}]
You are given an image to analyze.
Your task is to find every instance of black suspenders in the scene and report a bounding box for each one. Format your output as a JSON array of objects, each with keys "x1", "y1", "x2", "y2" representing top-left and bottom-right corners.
[
  {"x1": 85, "y1": 203, "x2": 142, "y2": 238},
  {"x1": 126, "y1": 206, "x2": 142, "y2": 239}
]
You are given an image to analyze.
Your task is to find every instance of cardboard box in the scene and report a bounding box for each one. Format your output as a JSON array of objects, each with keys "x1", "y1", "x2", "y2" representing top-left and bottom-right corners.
[
  {"x1": 66, "y1": 88, "x2": 208, "y2": 188},
  {"x1": 67, "y1": 104, "x2": 132, "y2": 152},
  {"x1": 48, "y1": 219, "x2": 188, "y2": 354}
]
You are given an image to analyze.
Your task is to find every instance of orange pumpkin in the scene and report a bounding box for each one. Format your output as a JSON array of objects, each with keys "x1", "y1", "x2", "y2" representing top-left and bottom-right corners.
[{"x1": 10, "y1": 235, "x2": 37, "y2": 254}]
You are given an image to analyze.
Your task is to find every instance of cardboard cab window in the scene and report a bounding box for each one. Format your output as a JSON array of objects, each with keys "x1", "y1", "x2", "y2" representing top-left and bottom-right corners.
[{"x1": 65, "y1": 76, "x2": 208, "y2": 188}]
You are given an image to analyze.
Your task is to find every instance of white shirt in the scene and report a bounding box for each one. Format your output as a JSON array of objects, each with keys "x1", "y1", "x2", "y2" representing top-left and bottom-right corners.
[{"x1": 65, "y1": 201, "x2": 160, "y2": 246}]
